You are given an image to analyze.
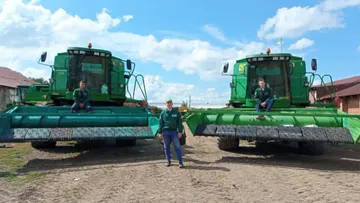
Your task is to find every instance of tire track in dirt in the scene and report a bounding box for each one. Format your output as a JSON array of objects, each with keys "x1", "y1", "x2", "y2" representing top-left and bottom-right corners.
[{"x1": 0, "y1": 188, "x2": 12, "y2": 203}]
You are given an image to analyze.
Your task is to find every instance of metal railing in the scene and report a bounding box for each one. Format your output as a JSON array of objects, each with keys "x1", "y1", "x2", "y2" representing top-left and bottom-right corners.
[
  {"x1": 307, "y1": 72, "x2": 336, "y2": 103},
  {"x1": 125, "y1": 73, "x2": 148, "y2": 103}
]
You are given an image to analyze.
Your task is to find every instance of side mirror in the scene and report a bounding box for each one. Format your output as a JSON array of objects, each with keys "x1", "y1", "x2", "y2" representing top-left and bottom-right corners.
[
  {"x1": 223, "y1": 62, "x2": 229, "y2": 73},
  {"x1": 126, "y1": 59, "x2": 132, "y2": 70},
  {"x1": 40, "y1": 52, "x2": 47, "y2": 62},
  {"x1": 311, "y1": 59, "x2": 317, "y2": 71}
]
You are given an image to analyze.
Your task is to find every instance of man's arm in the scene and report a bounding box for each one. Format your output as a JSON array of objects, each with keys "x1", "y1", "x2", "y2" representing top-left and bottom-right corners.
[
  {"x1": 177, "y1": 111, "x2": 183, "y2": 133},
  {"x1": 254, "y1": 88, "x2": 261, "y2": 103},
  {"x1": 73, "y1": 89, "x2": 80, "y2": 104},
  {"x1": 84, "y1": 89, "x2": 90, "y2": 103},
  {"x1": 158, "y1": 111, "x2": 164, "y2": 134},
  {"x1": 265, "y1": 88, "x2": 273, "y2": 102}
]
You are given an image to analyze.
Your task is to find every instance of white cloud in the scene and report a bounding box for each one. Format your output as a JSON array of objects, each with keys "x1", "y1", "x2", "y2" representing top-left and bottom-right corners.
[
  {"x1": 202, "y1": 24, "x2": 227, "y2": 43},
  {"x1": 28, "y1": 0, "x2": 40, "y2": 5},
  {"x1": 122, "y1": 15, "x2": 133, "y2": 22},
  {"x1": 128, "y1": 75, "x2": 229, "y2": 104},
  {"x1": 202, "y1": 24, "x2": 243, "y2": 46},
  {"x1": 0, "y1": 0, "x2": 279, "y2": 82},
  {"x1": 22, "y1": 67, "x2": 49, "y2": 79},
  {"x1": 312, "y1": 80, "x2": 321, "y2": 86},
  {"x1": 322, "y1": 0, "x2": 360, "y2": 11},
  {"x1": 0, "y1": 0, "x2": 293, "y2": 104},
  {"x1": 288, "y1": 38, "x2": 314, "y2": 50},
  {"x1": 257, "y1": 0, "x2": 360, "y2": 40}
]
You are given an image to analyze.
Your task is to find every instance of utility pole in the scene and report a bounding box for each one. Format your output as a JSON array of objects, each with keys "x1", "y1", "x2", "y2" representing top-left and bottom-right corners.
[
  {"x1": 277, "y1": 38, "x2": 283, "y2": 52},
  {"x1": 188, "y1": 95, "x2": 191, "y2": 108}
]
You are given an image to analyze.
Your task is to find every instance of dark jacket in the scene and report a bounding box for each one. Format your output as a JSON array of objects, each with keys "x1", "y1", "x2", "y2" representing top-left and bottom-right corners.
[
  {"x1": 158, "y1": 108, "x2": 183, "y2": 134},
  {"x1": 73, "y1": 88, "x2": 90, "y2": 104},
  {"x1": 254, "y1": 87, "x2": 273, "y2": 103}
]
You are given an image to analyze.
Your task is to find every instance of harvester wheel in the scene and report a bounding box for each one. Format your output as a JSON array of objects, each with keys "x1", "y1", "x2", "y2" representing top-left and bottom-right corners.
[
  {"x1": 180, "y1": 134, "x2": 186, "y2": 146},
  {"x1": 179, "y1": 129, "x2": 187, "y2": 146},
  {"x1": 298, "y1": 141, "x2": 325, "y2": 155},
  {"x1": 31, "y1": 141, "x2": 56, "y2": 149},
  {"x1": 116, "y1": 139, "x2": 137, "y2": 147},
  {"x1": 217, "y1": 137, "x2": 239, "y2": 151}
]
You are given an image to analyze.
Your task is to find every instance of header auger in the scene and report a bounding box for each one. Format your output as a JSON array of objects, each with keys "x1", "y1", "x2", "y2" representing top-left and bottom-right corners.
[
  {"x1": 0, "y1": 44, "x2": 159, "y2": 149},
  {"x1": 183, "y1": 48, "x2": 360, "y2": 155}
]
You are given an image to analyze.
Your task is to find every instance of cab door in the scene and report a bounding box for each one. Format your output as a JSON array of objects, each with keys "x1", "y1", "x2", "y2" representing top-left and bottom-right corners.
[{"x1": 109, "y1": 58, "x2": 126, "y2": 99}]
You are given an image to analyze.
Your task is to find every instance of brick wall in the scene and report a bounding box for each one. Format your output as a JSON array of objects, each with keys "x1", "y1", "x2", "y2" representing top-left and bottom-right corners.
[
  {"x1": 342, "y1": 95, "x2": 360, "y2": 114},
  {"x1": 315, "y1": 96, "x2": 360, "y2": 114}
]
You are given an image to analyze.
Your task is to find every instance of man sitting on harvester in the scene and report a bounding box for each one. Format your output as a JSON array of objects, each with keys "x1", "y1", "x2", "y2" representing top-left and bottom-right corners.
[
  {"x1": 254, "y1": 78, "x2": 274, "y2": 120},
  {"x1": 71, "y1": 80, "x2": 92, "y2": 113}
]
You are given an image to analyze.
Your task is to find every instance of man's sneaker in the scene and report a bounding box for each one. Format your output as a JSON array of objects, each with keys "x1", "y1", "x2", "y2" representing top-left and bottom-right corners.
[
  {"x1": 178, "y1": 163, "x2": 184, "y2": 168},
  {"x1": 166, "y1": 161, "x2": 171, "y2": 167}
]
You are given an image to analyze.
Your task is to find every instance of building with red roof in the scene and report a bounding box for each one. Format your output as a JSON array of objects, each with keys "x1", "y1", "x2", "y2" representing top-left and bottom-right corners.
[
  {"x1": 310, "y1": 75, "x2": 360, "y2": 113},
  {"x1": 0, "y1": 67, "x2": 35, "y2": 111}
]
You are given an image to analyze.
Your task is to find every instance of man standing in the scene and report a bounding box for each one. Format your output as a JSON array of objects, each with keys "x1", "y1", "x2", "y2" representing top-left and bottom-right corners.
[
  {"x1": 254, "y1": 78, "x2": 274, "y2": 120},
  {"x1": 71, "y1": 80, "x2": 92, "y2": 113},
  {"x1": 158, "y1": 99, "x2": 184, "y2": 168}
]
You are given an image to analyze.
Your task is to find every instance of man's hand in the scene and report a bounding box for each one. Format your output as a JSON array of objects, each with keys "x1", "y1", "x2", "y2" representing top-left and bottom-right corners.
[
  {"x1": 157, "y1": 133, "x2": 163, "y2": 139},
  {"x1": 178, "y1": 132, "x2": 182, "y2": 139},
  {"x1": 261, "y1": 102, "x2": 266, "y2": 107},
  {"x1": 80, "y1": 103, "x2": 84, "y2": 108}
]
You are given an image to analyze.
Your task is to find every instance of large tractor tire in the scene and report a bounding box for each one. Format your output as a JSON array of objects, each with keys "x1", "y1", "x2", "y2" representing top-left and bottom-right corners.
[
  {"x1": 298, "y1": 141, "x2": 325, "y2": 155},
  {"x1": 217, "y1": 104, "x2": 240, "y2": 151},
  {"x1": 116, "y1": 139, "x2": 137, "y2": 147},
  {"x1": 31, "y1": 141, "x2": 56, "y2": 149},
  {"x1": 76, "y1": 140, "x2": 106, "y2": 148},
  {"x1": 180, "y1": 133, "x2": 186, "y2": 146},
  {"x1": 216, "y1": 104, "x2": 240, "y2": 151},
  {"x1": 217, "y1": 137, "x2": 239, "y2": 151},
  {"x1": 179, "y1": 130, "x2": 186, "y2": 146}
]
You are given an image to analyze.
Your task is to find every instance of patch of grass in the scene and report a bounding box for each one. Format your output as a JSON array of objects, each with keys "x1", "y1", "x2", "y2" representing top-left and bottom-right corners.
[
  {"x1": 0, "y1": 171, "x2": 17, "y2": 179},
  {"x1": 0, "y1": 171, "x2": 45, "y2": 182},
  {"x1": 57, "y1": 141, "x2": 77, "y2": 146},
  {"x1": 0, "y1": 143, "x2": 35, "y2": 181},
  {"x1": 17, "y1": 172, "x2": 45, "y2": 182}
]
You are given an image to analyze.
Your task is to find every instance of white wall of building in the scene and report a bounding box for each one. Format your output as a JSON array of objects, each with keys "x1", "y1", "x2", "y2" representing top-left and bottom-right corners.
[{"x1": 0, "y1": 86, "x2": 18, "y2": 112}]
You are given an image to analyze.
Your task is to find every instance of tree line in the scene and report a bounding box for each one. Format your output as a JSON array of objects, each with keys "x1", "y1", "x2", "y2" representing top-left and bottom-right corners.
[{"x1": 29, "y1": 77, "x2": 49, "y2": 84}]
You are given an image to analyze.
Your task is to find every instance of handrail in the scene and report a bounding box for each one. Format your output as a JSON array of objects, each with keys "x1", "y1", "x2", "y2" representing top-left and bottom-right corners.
[
  {"x1": 307, "y1": 72, "x2": 337, "y2": 103},
  {"x1": 125, "y1": 74, "x2": 148, "y2": 104}
]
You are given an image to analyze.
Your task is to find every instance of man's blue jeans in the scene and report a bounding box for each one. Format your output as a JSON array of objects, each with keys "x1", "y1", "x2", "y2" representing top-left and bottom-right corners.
[
  {"x1": 256, "y1": 99, "x2": 275, "y2": 112},
  {"x1": 163, "y1": 130, "x2": 183, "y2": 164},
  {"x1": 71, "y1": 102, "x2": 92, "y2": 112}
]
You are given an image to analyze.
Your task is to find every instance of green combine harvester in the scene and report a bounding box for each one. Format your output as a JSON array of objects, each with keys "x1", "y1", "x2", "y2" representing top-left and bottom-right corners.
[
  {"x1": 183, "y1": 48, "x2": 360, "y2": 155},
  {"x1": 0, "y1": 43, "x2": 160, "y2": 149}
]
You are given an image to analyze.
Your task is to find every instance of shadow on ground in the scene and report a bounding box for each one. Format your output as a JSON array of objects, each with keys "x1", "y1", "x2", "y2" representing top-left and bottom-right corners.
[
  {"x1": 182, "y1": 157, "x2": 230, "y2": 172},
  {"x1": 17, "y1": 139, "x2": 197, "y2": 174},
  {"x1": 214, "y1": 142, "x2": 360, "y2": 172}
]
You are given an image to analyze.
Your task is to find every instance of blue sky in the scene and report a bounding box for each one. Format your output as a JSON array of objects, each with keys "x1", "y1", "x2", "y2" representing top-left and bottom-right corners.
[{"x1": 1, "y1": 0, "x2": 360, "y2": 105}]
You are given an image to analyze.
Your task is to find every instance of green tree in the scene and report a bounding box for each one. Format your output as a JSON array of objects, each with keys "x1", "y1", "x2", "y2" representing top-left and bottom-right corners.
[
  {"x1": 29, "y1": 77, "x2": 49, "y2": 84},
  {"x1": 181, "y1": 100, "x2": 188, "y2": 107},
  {"x1": 150, "y1": 106, "x2": 163, "y2": 114}
]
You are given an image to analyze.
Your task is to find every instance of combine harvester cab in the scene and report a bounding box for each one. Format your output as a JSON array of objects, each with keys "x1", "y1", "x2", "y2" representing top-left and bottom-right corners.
[
  {"x1": 183, "y1": 48, "x2": 360, "y2": 155},
  {"x1": 0, "y1": 43, "x2": 159, "y2": 149}
]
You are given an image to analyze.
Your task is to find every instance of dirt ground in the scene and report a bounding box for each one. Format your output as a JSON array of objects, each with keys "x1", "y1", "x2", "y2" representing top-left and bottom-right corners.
[{"x1": 1, "y1": 124, "x2": 360, "y2": 203}]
